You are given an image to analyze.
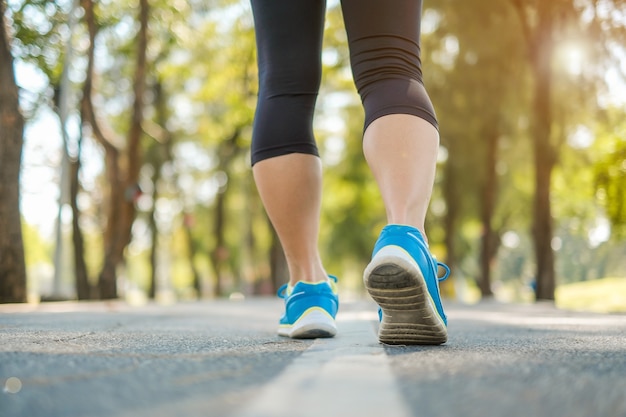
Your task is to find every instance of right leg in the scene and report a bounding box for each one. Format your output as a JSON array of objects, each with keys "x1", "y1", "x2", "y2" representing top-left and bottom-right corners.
[
  {"x1": 341, "y1": 0, "x2": 449, "y2": 345},
  {"x1": 363, "y1": 115, "x2": 439, "y2": 238},
  {"x1": 341, "y1": 0, "x2": 439, "y2": 238}
]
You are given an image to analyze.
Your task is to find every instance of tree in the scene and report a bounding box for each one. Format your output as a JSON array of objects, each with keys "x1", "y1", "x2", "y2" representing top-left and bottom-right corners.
[
  {"x1": 10, "y1": 0, "x2": 92, "y2": 300},
  {"x1": 510, "y1": 0, "x2": 560, "y2": 301},
  {"x1": 143, "y1": 80, "x2": 176, "y2": 299},
  {"x1": 80, "y1": 0, "x2": 149, "y2": 299},
  {"x1": 422, "y1": 0, "x2": 529, "y2": 297},
  {"x1": 160, "y1": 2, "x2": 258, "y2": 296},
  {"x1": 9, "y1": 0, "x2": 624, "y2": 301},
  {"x1": 58, "y1": 1, "x2": 91, "y2": 300},
  {"x1": 0, "y1": 0, "x2": 27, "y2": 303},
  {"x1": 511, "y1": 0, "x2": 626, "y2": 300}
]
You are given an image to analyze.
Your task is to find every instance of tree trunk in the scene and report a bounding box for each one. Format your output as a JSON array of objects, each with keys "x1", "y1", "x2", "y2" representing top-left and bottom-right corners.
[
  {"x1": 511, "y1": 0, "x2": 558, "y2": 301},
  {"x1": 182, "y1": 213, "x2": 202, "y2": 298},
  {"x1": 146, "y1": 81, "x2": 169, "y2": 299},
  {"x1": 530, "y1": 9, "x2": 557, "y2": 301},
  {"x1": 69, "y1": 137, "x2": 92, "y2": 300},
  {"x1": 147, "y1": 166, "x2": 159, "y2": 300},
  {"x1": 0, "y1": 1, "x2": 27, "y2": 303},
  {"x1": 441, "y1": 153, "x2": 459, "y2": 280},
  {"x1": 210, "y1": 188, "x2": 227, "y2": 297},
  {"x1": 242, "y1": 174, "x2": 259, "y2": 294},
  {"x1": 269, "y1": 227, "x2": 288, "y2": 294},
  {"x1": 97, "y1": 150, "x2": 123, "y2": 299},
  {"x1": 478, "y1": 128, "x2": 498, "y2": 298},
  {"x1": 207, "y1": 128, "x2": 243, "y2": 297},
  {"x1": 80, "y1": 0, "x2": 119, "y2": 299},
  {"x1": 56, "y1": 0, "x2": 91, "y2": 300},
  {"x1": 532, "y1": 135, "x2": 556, "y2": 300},
  {"x1": 116, "y1": 0, "x2": 150, "y2": 272},
  {"x1": 101, "y1": 0, "x2": 149, "y2": 299},
  {"x1": 80, "y1": 0, "x2": 149, "y2": 299}
]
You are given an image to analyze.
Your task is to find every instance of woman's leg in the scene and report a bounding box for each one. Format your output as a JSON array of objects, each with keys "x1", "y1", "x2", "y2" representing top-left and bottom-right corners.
[
  {"x1": 342, "y1": 0, "x2": 449, "y2": 345},
  {"x1": 363, "y1": 115, "x2": 439, "y2": 239},
  {"x1": 253, "y1": 155, "x2": 327, "y2": 286},
  {"x1": 250, "y1": 0, "x2": 328, "y2": 287},
  {"x1": 341, "y1": 0, "x2": 439, "y2": 237}
]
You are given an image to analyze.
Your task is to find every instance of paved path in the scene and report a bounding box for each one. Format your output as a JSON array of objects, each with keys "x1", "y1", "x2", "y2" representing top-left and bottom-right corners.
[{"x1": 1, "y1": 298, "x2": 625, "y2": 417}]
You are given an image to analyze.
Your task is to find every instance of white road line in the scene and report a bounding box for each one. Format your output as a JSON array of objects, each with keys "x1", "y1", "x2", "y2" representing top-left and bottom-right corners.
[{"x1": 235, "y1": 313, "x2": 413, "y2": 417}]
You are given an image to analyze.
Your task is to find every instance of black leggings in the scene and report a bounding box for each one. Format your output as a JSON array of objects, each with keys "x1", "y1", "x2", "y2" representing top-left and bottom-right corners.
[{"x1": 250, "y1": 0, "x2": 437, "y2": 165}]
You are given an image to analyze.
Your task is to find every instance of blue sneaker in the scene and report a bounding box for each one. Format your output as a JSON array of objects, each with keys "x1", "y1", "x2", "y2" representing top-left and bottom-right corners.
[
  {"x1": 364, "y1": 225, "x2": 450, "y2": 345},
  {"x1": 277, "y1": 276, "x2": 339, "y2": 339}
]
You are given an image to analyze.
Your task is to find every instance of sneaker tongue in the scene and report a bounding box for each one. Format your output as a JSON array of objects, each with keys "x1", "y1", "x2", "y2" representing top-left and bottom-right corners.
[{"x1": 286, "y1": 284, "x2": 294, "y2": 296}]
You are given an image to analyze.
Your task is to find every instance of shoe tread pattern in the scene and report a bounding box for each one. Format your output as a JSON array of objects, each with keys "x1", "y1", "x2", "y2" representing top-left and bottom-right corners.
[{"x1": 365, "y1": 256, "x2": 447, "y2": 345}]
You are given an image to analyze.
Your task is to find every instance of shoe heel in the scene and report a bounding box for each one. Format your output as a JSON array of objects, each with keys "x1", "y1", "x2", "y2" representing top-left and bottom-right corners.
[
  {"x1": 280, "y1": 308, "x2": 337, "y2": 339},
  {"x1": 364, "y1": 246, "x2": 447, "y2": 345}
]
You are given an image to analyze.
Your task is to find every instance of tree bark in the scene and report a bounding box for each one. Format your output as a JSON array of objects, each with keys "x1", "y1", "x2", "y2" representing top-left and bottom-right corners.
[
  {"x1": 208, "y1": 128, "x2": 243, "y2": 297},
  {"x1": 52, "y1": 81, "x2": 91, "y2": 300},
  {"x1": 69, "y1": 137, "x2": 92, "y2": 299},
  {"x1": 511, "y1": 0, "x2": 558, "y2": 301},
  {"x1": 442, "y1": 152, "x2": 459, "y2": 281},
  {"x1": 116, "y1": 0, "x2": 150, "y2": 276},
  {"x1": 478, "y1": 128, "x2": 498, "y2": 298},
  {"x1": 0, "y1": 0, "x2": 27, "y2": 303},
  {"x1": 183, "y1": 212, "x2": 202, "y2": 298},
  {"x1": 210, "y1": 188, "x2": 227, "y2": 297},
  {"x1": 80, "y1": 0, "x2": 149, "y2": 299},
  {"x1": 145, "y1": 81, "x2": 170, "y2": 299},
  {"x1": 80, "y1": 0, "x2": 120, "y2": 299},
  {"x1": 530, "y1": 6, "x2": 557, "y2": 301},
  {"x1": 147, "y1": 164, "x2": 159, "y2": 299},
  {"x1": 268, "y1": 227, "x2": 288, "y2": 294}
]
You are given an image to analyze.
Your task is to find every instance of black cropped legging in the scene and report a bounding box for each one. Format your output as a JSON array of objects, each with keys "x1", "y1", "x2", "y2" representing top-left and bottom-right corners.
[{"x1": 250, "y1": 0, "x2": 437, "y2": 165}]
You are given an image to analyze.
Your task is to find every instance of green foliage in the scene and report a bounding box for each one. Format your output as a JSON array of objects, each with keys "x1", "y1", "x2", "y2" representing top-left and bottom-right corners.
[
  {"x1": 9, "y1": 0, "x2": 67, "y2": 82},
  {"x1": 11, "y1": 0, "x2": 626, "y2": 301},
  {"x1": 556, "y1": 277, "x2": 626, "y2": 313},
  {"x1": 21, "y1": 221, "x2": 52, "y2": 267},
  {"x1": 593, "y1": 111, "x2": 626, "y2": 238}
]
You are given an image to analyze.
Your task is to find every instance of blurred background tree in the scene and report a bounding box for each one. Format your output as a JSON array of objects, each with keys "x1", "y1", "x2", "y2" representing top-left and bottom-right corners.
[
  {"x1": 2, "y1": 0, "x2": 625, "y2": 310},
  {"x1": 1, "y1": 0, "x2": 27, "y2": 303}
]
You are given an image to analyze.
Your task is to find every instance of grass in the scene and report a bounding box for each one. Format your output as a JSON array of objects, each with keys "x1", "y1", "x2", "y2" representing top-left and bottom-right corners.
[{"x1": 556, "y1": 277, "x2": 626, "y2": 314}]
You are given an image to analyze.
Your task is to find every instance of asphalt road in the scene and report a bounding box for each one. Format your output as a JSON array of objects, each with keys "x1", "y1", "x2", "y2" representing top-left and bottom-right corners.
[{"x1": 1, "y1": 298, "x2": 625, "y2": 417}]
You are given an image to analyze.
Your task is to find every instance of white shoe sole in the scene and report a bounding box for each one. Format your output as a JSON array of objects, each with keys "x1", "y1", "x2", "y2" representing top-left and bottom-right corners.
[
  {"x1": 278, "y1": 308, "x2": 337, "y2": 339},
  {"x1": 364, "y1": 245, "x2": 447, "y2": 345}
]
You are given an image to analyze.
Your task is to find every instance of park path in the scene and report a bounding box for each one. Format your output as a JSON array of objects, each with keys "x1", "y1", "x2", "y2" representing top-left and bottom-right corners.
[{"x1": 1, "y1": 298, "x2": 625, "y2": 417}]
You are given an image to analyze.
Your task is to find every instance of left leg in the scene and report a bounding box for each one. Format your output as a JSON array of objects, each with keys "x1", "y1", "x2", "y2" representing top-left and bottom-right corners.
[
  {"x1": 250, "y1": 0, "x2": 328, "y2": 287},
  {"x1": 253, "y1": 154, "x2": 327, "y2": 286},
  {"x1": 250, "y1": 0, "x2": 338, "y2": 339}
]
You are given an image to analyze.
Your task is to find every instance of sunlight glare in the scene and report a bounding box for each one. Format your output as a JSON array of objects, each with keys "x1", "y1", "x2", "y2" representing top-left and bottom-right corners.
[
  {"x1": 568, "y1": 125, "x2": 594, "y2": 149},
  {"x1": 589, "y1": 218, "x2": 611, "y2": 248},
  {"x1": 558, "y1": 42, "x2": 585, "y2": 76}
]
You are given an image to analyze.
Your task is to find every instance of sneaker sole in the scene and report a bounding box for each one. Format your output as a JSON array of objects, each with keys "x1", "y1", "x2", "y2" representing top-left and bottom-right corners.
[
  {"x1": 364, "y1": 245, "x2": 447, "y2": 345},
  {"x1": 278, "y1": 307, "x2": 337, "y2": 339}
]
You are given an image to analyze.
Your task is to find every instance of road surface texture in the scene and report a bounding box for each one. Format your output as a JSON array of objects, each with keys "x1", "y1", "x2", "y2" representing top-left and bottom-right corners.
[{"x1": 1, "y1": 297, "x2": 625, "y2": 417}]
